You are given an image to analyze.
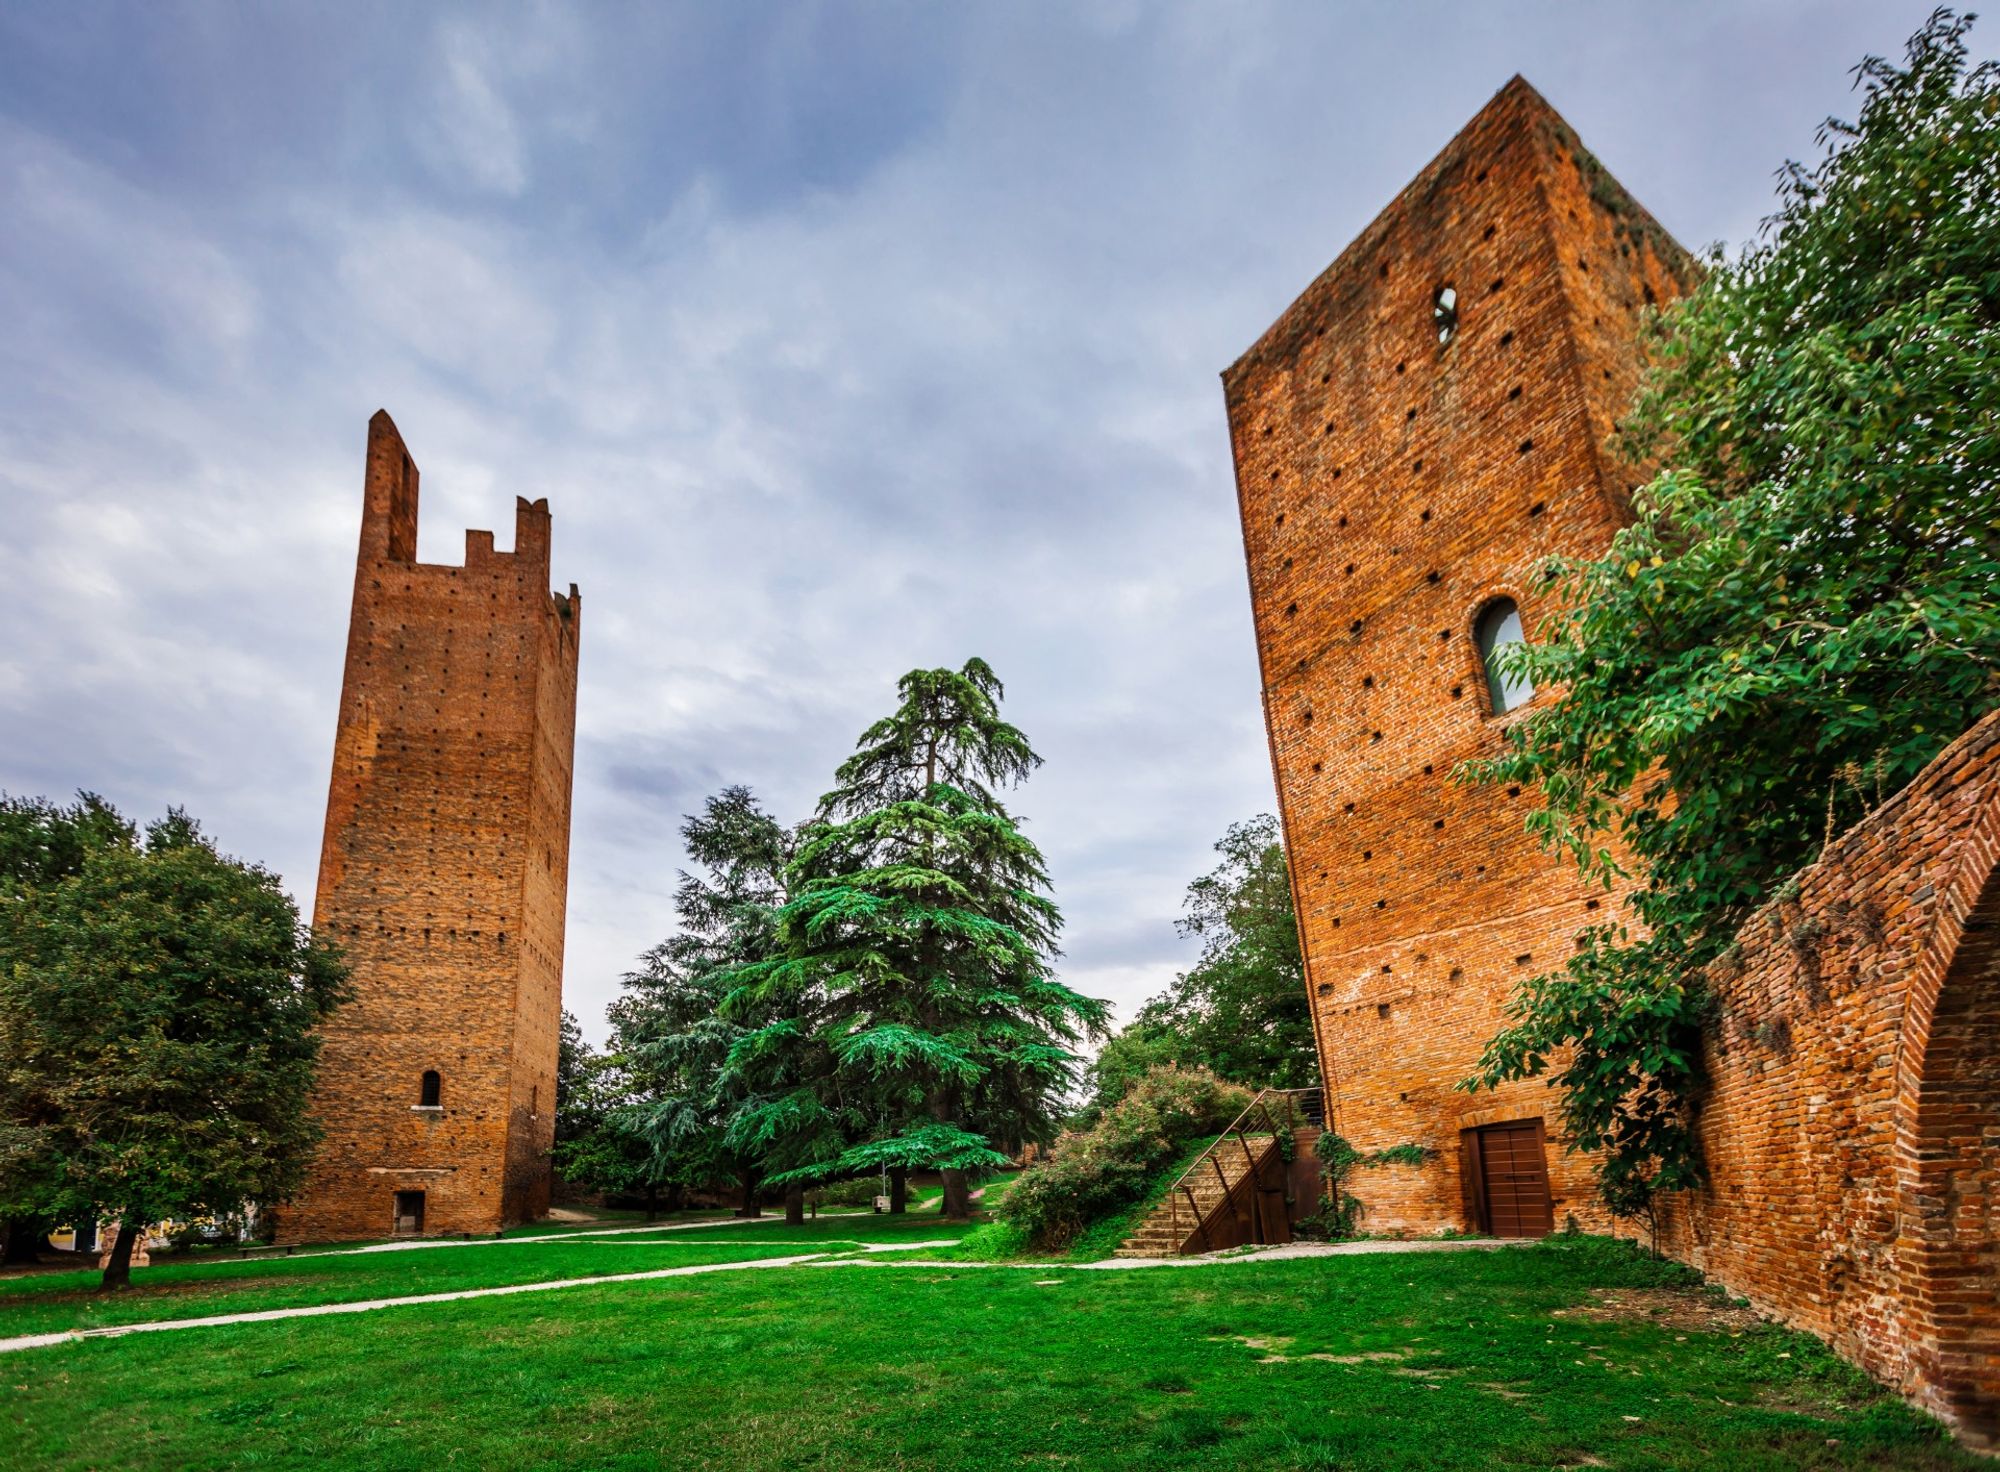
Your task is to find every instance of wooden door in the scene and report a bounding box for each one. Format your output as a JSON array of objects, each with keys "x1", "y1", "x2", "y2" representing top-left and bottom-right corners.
[{"x1": 1467, "y1": 1121, "x2": 1553, "y2": 1238}]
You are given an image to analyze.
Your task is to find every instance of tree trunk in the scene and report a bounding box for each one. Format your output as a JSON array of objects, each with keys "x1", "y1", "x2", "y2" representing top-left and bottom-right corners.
[
  {"x1": 73, "y1": 1218, "x2": 98, "y2": 1256},
  {"x1": 643, "y1": 1186, "x2": 659, "y2": 1222},
  {"x1": 940, "y1": 1168, "x2": 974, "y2": 1221},
  {"x1": 664, "y1": 1183, "x2": 686, "y2": 1214},
  {"x1": 100, "y1": 1223, "x2": 140, "y2": 1291},
  {"x1": 1, "y1": 1216, "x2": 47, "y2": 1266},
  {"x1": 784, "y1": 1183, "x2": 806, "y2": 1227},
  {"x1": 888, "y1": 1166, "x2": 908, "y2": 1214},
  {"x1": 734, "y1": 1169, "x2": 761, "y2": 1219}
]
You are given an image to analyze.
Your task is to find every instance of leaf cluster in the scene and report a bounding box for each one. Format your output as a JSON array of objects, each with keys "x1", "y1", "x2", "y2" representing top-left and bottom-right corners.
[
  {"x1": 0, "y1": 796, "x2": 349, "y2": 1232},
  {"x1": 1123, "y1": 815, "x2": 1316, "y2": 1099},
  {"x1": 999, "y1": 1065, "x2": 1250, "y2": 1251}
]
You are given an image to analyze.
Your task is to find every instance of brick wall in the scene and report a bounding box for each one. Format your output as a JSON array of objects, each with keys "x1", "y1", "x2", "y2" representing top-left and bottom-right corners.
[
  {"x1": 280, "y1": 411, "x2": 580, "y2": 1244},
  {"x1": 1229, "y1": 77, "x2": 2000, "y2": 1442},
  {"x1": 1649, "y1": 710, "x2": 2000, "y2": 1444},
  {"x1": 1223, "y1": 77, "x2": 1694, "y2": 1236}
]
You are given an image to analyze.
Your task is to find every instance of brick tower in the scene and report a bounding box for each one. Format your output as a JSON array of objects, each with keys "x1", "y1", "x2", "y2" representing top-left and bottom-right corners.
[
  {"x1": 1224, "y1": 80, "x2": 1696, "y2": 1236},
  {"x1": 282, "y1": 410, "x2": 581, "y2": 1244}
]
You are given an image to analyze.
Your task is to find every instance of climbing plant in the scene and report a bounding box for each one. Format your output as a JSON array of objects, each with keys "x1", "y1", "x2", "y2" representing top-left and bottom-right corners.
[
  {"x1": 1294, "y1": 1131, "x2": 1363, "y2": 1240},
  {"x1": 1461, "y1": 11, "x2": 2000, "y2": 1219}
]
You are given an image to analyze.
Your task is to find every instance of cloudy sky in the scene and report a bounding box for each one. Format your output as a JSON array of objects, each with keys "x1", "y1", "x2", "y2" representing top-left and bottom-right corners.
[{"x1": 0, "y1": 1, "x2": 1979, "y2": 1043}]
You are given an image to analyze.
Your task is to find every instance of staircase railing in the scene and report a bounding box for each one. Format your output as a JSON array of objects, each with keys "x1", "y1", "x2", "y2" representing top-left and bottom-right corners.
[{"x1": 1165, "y1": 1087, "x2": 1325, "y2": 1254}]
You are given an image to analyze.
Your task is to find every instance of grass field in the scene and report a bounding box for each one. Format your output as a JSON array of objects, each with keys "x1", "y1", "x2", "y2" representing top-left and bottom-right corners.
[
  {"x1": 0, "y1": 1225, "x2": 1980, "y2": 1470},
  {"x1": 0, "y1": 1209, "x2": 965, "y2": 1338}
]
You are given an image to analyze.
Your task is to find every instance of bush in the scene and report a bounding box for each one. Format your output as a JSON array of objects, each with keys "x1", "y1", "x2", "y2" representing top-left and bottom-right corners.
[
  {"x1": 807, "y1": 1177, "x2": 883, "y2": 1209},
  {"x1": 999, "y1": 1066, "x2": 1250, "y2": 1252}
]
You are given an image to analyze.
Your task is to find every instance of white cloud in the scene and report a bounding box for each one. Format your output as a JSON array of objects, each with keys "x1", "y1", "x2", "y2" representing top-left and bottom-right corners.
[{"x1": 0, "y1": 0, "x2": 1966, "y2": 1046}]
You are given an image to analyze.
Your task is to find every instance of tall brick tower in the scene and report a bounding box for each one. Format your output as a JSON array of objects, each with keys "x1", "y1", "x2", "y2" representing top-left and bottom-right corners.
[
  {"x1": 283, "y1": 410, "x2": 581, "y2": 1243},
  {"x1": 1224, "y1": 80, "x2": 1696, "y2": 1237}
]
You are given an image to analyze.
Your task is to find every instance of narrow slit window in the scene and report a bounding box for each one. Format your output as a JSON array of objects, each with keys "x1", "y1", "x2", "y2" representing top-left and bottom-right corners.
[
  {"x1": 1476, "y1": 598, "x2": 1534, "y2": 714},
  {"x1": 419, "y1": 1069, "x2": 442, "y2": 1107},
  {"x1": 1433, "y1": 285, "x2": 1459, "y2": 345}
]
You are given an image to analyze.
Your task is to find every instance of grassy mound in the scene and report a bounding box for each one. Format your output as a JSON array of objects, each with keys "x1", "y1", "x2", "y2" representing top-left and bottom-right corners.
[{"x1": 993, "y1": 1066, "x2": 1251, "y2": 1255}]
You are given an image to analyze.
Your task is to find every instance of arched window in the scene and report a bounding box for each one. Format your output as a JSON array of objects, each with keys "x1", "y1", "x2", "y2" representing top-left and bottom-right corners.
[
  {"x1": 1433, "y1": 285, "x2": 1459, "y2": 345},
  {"x1": 1476, "y1": 598, "x2": 1534, "y2": 714},
  {"x1": 419, "y1": 1070, "x2": 442, "y2": 1107}
]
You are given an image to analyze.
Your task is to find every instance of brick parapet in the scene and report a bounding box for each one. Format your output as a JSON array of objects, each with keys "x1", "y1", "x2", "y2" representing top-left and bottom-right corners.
[{"x1": 1649, "y1": 709, "x2": 2000, "y2": 1443}]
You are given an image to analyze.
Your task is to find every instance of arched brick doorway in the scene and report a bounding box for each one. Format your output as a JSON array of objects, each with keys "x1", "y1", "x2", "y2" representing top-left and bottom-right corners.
[{"x1": 1900, "y1": 818, "x2": 2000, "y2": 1445}]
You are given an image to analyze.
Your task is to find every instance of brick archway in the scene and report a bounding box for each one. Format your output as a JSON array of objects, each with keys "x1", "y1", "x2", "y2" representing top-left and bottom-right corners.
[{"x1": 1898, "y1": 802, "x2": 2000, "y2": 1444}]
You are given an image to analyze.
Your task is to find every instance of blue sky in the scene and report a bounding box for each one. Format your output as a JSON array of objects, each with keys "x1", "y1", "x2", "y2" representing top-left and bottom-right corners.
[{"x1": 0, "y1": 1, "x2": 1980, "y2": 1042}]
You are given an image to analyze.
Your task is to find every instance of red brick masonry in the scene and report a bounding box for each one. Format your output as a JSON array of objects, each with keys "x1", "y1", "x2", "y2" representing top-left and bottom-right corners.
[
  {"x1": 1229, "y1": 76, "x2": 1998, "y2": 1443},
  {"x1": 281, "y1": 411, "x2": 580, "y2": 1244},
  {"x1": 1652, "y1": 710, "x2": 2000, "y2": 1444},
  {"x1": 1224, "y1": 77, "x2": 1695, "y2": 1239}
]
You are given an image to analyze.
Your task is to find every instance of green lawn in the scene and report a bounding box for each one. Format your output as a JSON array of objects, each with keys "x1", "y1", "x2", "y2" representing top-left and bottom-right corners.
[
  {"x1": 0, "y1": 1233, "x2": 1979, "y2": 1470},
  {"x1": 0, "y1": 1210, "x2": 969, "y2": 1338}
]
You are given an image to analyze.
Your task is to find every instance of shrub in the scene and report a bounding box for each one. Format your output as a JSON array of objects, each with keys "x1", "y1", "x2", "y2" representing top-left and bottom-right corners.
[
  {"x1": 807, "y1": 1178, "x2": 883, "y2": 1209},
  {"x1": 999, "y1": 1066, "x2": 1250, "y2": 1251}
]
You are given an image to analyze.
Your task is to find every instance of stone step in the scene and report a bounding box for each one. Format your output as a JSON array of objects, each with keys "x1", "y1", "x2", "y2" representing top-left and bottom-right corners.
[{"x1": 1114, "y1": 1130, "x2": 1288, "y2": 1259}]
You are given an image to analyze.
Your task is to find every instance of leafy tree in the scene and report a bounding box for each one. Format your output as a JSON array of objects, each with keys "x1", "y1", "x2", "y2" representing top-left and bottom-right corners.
[
  {"x1": 741, "y1": 660, "x2": 1107, "y2": 1219},
  {"x1": 1136, "y1": 814, "x2": 1314, "y2": 1091},
  {"x1": 0, "y1": 792, "x2": 133, "y2": 895},
  {"x1": 549, "y1": 1044, "x2": 675, "y2": 1218},
  {"x1": 0, "y1": 794, "x2": 136, "y2": 1264},
  {"x1": 1077, "y1": 1022, "x2": 1183, "y2": 1126},
  {"x1": 1462, "y1": 11, "x2": 2000, "y2": 1221},
  {"x1": 0, "y1": 806, "x2": 348, "y2": 1286},
  {"x1": 554, "y1": 1009, "x2": 599, "y2": 1147}
]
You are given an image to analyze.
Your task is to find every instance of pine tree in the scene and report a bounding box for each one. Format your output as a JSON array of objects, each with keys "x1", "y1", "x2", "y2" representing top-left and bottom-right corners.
[
  {"x1": 744, "y1": 660, "x2": 1107, "y2": 1220},
  {"x1": 619, "y1": 787, "x2": 846, "y2": 1219}
]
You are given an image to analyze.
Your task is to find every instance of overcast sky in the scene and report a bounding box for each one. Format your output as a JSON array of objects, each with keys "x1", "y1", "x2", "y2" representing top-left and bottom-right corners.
[{"x1": 0, "y1": 1, "x2": 1980, "y2": 1044}]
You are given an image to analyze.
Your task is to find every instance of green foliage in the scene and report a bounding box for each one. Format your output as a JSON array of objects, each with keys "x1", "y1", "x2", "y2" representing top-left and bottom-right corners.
[
  {"x1": 0, "y1": 792, "x2": 133, "y2": 896},
  {"x1": 1085, "y1": 816, "x2": 1313, "y2": 1120},
  {"x1": 1075, "y1": 1023, "x2": 1181, "y2": 1126},
  {"x1": 0, "y1": 800, "x2": 349, "y2": 1278},
  {"x1": 1366, "y1": 1144, "x2": 1431, "y2": 1168},
  {"x1": 1462, "y1": 12, "x2": 2000, "y2": 1219},
  {"x1": 1062, "y1": 1133, "x2": 1217, "y2": 1262},
  {"x1": 806, "y1": 1177, "x2": 883, "y2": 1209},
  {"x1": 0, "y1": 794, "x2": 136, "y2": 1229},
  {"x1": 553, "y1": 1010, "x2": 599, "y2": 1147},
  {"x1": 549, "y1": 1105, "x2": 661, "y2": 1207},
  {"x1": 999, "y1": 1065, "x2": 1250, "y2": 1252},
  {"x1": 548, "y1": 1028, "x2": 668, "y2": 1208},
  {"x1": 611, "y1": 786, "x2": 834, "y2": 1205},
  {"x1": 736, "y1": 661, "x2": 1107, "y2": 1216},
  {"x1": 1293, "y1": 1131, "x2": 1364, "y2": 1240}
]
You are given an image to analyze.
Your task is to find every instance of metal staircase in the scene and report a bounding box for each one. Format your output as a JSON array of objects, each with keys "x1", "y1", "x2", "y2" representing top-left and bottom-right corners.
[{"x1": 1115, "y1": 1088, "x2": 1324, "y2": 1258}]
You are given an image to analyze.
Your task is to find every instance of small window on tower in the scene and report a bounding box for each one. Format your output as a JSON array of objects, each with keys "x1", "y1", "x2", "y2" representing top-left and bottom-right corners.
[
  {"x1": 1476, "y1": 598, "x2": 1535, "y2": 714},
  {"x1": 1433, "y1": 285, "x2": 1459, "y2": 345},
  {"x1": 419, "y1": 1070, "x2": 442, "y2": 1108}
]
